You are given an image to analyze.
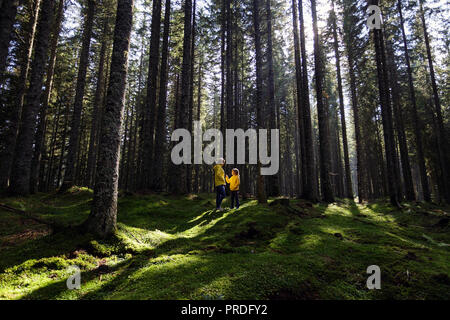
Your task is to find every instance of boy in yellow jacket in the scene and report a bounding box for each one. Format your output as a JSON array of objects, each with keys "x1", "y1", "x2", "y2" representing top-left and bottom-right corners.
[
  {"x1": 213, "y1": 158, "x2": 226, "y2": 211},
  {"x1": 226, "y1": 168, "x2": 240, "y2": 209}
]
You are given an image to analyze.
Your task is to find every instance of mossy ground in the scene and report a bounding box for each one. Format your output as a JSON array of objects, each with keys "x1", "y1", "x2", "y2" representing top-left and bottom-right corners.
[{"x1": 0, "y1": 187, "x2": 449, "y2": 300}]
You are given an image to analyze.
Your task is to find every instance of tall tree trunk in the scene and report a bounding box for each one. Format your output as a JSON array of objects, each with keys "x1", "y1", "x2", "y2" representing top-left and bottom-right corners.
[
  {"x1": 86, "y1": 18, "x2": 109, "y2": 188},
  {"x1": 291, "y1": 0, "x2": 306, "y2": 197},
  {"x1": 60, "y1": 0, "x2": 95, "y2": 192},
  {"x1": 133, "y1": 20, "x2": 147, "y2": 190},
  {"x1": 220, "y1": 0, "x2": 226, "y2": 135},
  {"x1": 419, "y1": 1, "x2": 450, "y2": 203},
  {"x1": 0, "y1": 0, "x2": 40, "y2": 190},
  {"x1": 265, "y1": 0, "x2": 280, "y2": 197},
  {"x1": 298, "y1": 0, "x2": 318, "y2": 202},
  {"x1": 252, "y1": 0, "x2": 267, "y2": 203},
  {"x1": 142, "y1": 0, "x2": 162, "y2": 190},
  {"x1": 171, "y1": 0, "x2": 192, "y2": 194},
  {"x1": 334, "y1": 107, "x2": 345, "y2": 197},
  {"x1": 56, "y1": 96, "x2": 71, "y2": 188},
  {"x1": 226, "y1": 0, "x2": 233, "y2": 132},
  {"x1": 385, "y1": 39, "x2": 415, "y2": 201},
  {"x1": 347, "y1": 44, "x2": 366, "y2": 202},
  {"x1": 8, "y1": 0, "x2": 54, "y2": 196},
  {"x1": 194, "y1": 56, "x2": 202, "y2": 193},
  {"x1": 45, "y1": 96, "x2": 62, "y2": 190},
  {"x1": 292, "y1": 89, "x2": 302, "y2": 196},
  {"x1": 152, "y1": 0, "x2": 171, "y2": 192},
  {"x1": 224, "y1": 0, "x2": 232, "y2": 171},
  {"x1": 84, "y1": 0, "x2": 133, "y2": 237},
  {"x1": 331, "y1": 0, "x2": 353, "y2": 198},
  {"x1": 311, "y1": 0, "x2": 334, "y2": 202},
  {"x1": 124, "y1": 102, "x2": 135, "y2": 190},
  {"x1": 30, "y1": 0, "x2": 64, "y2": 193},
  {"x1": 397, "y1": 0, "x2": 430, "y2": 202},
  {"x1": 120, "y1": 102, "x2": 130, "y2": 187},
  {"x1": 370, "y1": 0, "x2": 400, "y2": 207},
  {"x1": 186, "y1": 0, "x2": 197, "y2": 193}
]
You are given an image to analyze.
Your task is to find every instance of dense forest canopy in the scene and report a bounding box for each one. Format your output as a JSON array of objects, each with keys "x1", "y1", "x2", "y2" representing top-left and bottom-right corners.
[{"x1": 0, "y1": 0, "x2": 448, "y2": 236}]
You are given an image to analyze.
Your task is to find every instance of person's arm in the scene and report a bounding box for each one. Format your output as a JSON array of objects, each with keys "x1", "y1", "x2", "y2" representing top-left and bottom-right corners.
[{"x1": 225, "y1": 175, "x2": 230, "y2": 183}]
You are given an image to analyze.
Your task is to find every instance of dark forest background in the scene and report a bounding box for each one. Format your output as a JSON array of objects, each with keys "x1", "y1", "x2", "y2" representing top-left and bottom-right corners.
[{"x1": 0, "y1": 0, "x2": 449, "y2": 236}]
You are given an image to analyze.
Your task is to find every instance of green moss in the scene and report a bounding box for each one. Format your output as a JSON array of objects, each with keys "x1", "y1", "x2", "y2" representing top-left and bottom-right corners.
[{"x1": 0, "y1": 192, "x2": 449, "y2": 300}]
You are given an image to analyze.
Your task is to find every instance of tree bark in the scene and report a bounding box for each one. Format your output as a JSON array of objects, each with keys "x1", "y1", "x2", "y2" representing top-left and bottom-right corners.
[
  {"x1": 152, "y1": 0, "x2": 171, "y2": 192},
  {"x1": 84, "y1": 0, "x2": 133, "y2": 237},
  {"x1": 8, "y1": 0, "x2": 54, "y2": 196},
  {"x1": 0, "y1": 0, "x2": 41, "y2": 190},
  {"x1": 171, "y1": 0, "x2": 192, "y2": 194},
  {"x1": 220, "y1": 0, "x2": 226, "y2": 135},
  {"x1": 331, "y1": 0, "x2": 353, "y2": 198},
  {"x1": 186, "y1": 0, "x2": 197, "y2": 193},
  {"x1": 311, "y1": 0, "x2": 334, "y2": 202},
  {"x1": 142, "y1": 0, "x2": 162, "y2": 190},
  {"x1": 252, "y1": 0, "x2": 267, "y2": 203},
  {"x1": 265, "y1": 0, "x2": 280, "y2": 197},
  {"x1": 370, "y1": 0, "x2": 400, "y2": 207},
  {"x1": 419, "y1": 0, "x2": 450, "y2": 203},
  {"x1": 347, "y1": 42, "x2": 365, "y2": 202},
  {"x1": 86, "y1": 18, "x2": 109, "y2": 188},
  {"x1": 298, "y1": 0, "x2": 318, "y2": 202},
  {"x1": 291, "y1": 0, "x2": 306, "y2": 198},
  {"x1": 385, "y1": 39, "x2": 415, "y2": 201},
  {"x1": 60, "y1": 0, "x2": 95, "y2": 192},
  {"x1": 194, "y1": 56, "x2": 202, "y2": 193},
  {"x1": 30, "y1": 0, "x2": 65, "y2": 193},
  {"x1": 397, "y1": 0, "x2": 430, "y2": 202}
]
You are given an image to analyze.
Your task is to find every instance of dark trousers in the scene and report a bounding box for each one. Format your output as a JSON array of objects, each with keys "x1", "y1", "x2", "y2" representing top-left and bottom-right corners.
[
  {"x1": 216, "y1": 185, "x2": 226, "y2": 209},
  {"x1": 231, "y1": 191, "x2": 239, "y2": 208}
]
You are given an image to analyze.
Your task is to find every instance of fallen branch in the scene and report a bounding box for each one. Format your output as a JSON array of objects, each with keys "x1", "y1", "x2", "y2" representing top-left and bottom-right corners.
[{"x1": 0, "y1": 203, "x2": 65, "y2": 230}]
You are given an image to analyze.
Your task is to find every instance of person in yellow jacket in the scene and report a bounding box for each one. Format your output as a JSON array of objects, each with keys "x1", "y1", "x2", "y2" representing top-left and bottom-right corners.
[
  {"x1": 213, "y1": 158, "x2": 226, "y2": 211},
  {"x1": 226, "y1": 168, "x2": 240, "y2": 209}
]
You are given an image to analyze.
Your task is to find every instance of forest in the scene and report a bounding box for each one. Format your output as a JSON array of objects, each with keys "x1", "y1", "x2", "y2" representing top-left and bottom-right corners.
[{"x1": 0, "y1": 0, "x2": 449, "y2": 300}]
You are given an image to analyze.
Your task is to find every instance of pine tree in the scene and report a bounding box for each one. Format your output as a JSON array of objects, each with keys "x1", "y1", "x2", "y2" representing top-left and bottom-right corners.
[
  {"x1": 61, "y1": 0, "x2": 95, "y2": 192},
  {"x1": 298, "y1": 0, "x2": 318, "y2": 202},
  {"x1": 9, "y1": 0, "x2": 54, "y2": 196},
  {"x1": 30, "y1": 0, "x2": 65, "y2": 193},
  {"x1": 330, "y1": 0, "x2": 353, "y2": 198},
  {"x1": 370, "y1": 0, "x2": 400, "y2": 207},
  {"x1": 86, "y1": 16, "x2": 110, "y2": 188},
  {"x1": 252, "y1": 0, "x2": 267, "y2": 204},
  {"x1": 311, "y1": 0, "x2": 334, "y2": 203},
  {"x1": 84, "y1": 0, "x2": 134, "y2": 237},
  {"x1": 0, "y1": 0, "x2": 41, "y2": 190},
  {"x1": 397, "y1": 0, "x2": 431, "y2": 202},
  {"x1": 266, "y1": 0, "x2": 280, "y2": 197},
  {"x1": 142, "y1": 0, "x2": 162, "y2": 190},
  {"x1": 419, "y1": 0, "x2": 450, "y2": 203},
  {"x1": 152, "y1": 0, "x2": 171, "y2": 192}
]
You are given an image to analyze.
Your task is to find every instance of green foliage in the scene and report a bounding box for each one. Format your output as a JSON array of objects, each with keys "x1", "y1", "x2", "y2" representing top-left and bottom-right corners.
[{"x1": 0, "y1": 190, "x2": 449, "y2": 299}]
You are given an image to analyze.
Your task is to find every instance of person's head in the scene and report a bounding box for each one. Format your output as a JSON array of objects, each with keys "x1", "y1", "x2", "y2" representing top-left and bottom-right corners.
[
  {"x1": 216, "y1": 157, "x2": 225, "y2": 166},
  {"x1": 232, "y1": 168, "x2": 239, "y2": 176}
]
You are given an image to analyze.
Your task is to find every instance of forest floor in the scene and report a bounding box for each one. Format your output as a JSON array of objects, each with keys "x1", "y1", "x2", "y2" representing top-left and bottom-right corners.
[{"x1": 0, "y1": 187, "x2": 449, "y2": 300}]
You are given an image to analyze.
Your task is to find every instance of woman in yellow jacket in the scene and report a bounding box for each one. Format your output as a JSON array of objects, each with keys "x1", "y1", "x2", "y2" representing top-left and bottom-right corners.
[
  {"x1": 213, "y1": 158, "x2": 227, "y2": 211},
  {"x1": 226, "y1": 168, "x2": 240, "y2": 209}
]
